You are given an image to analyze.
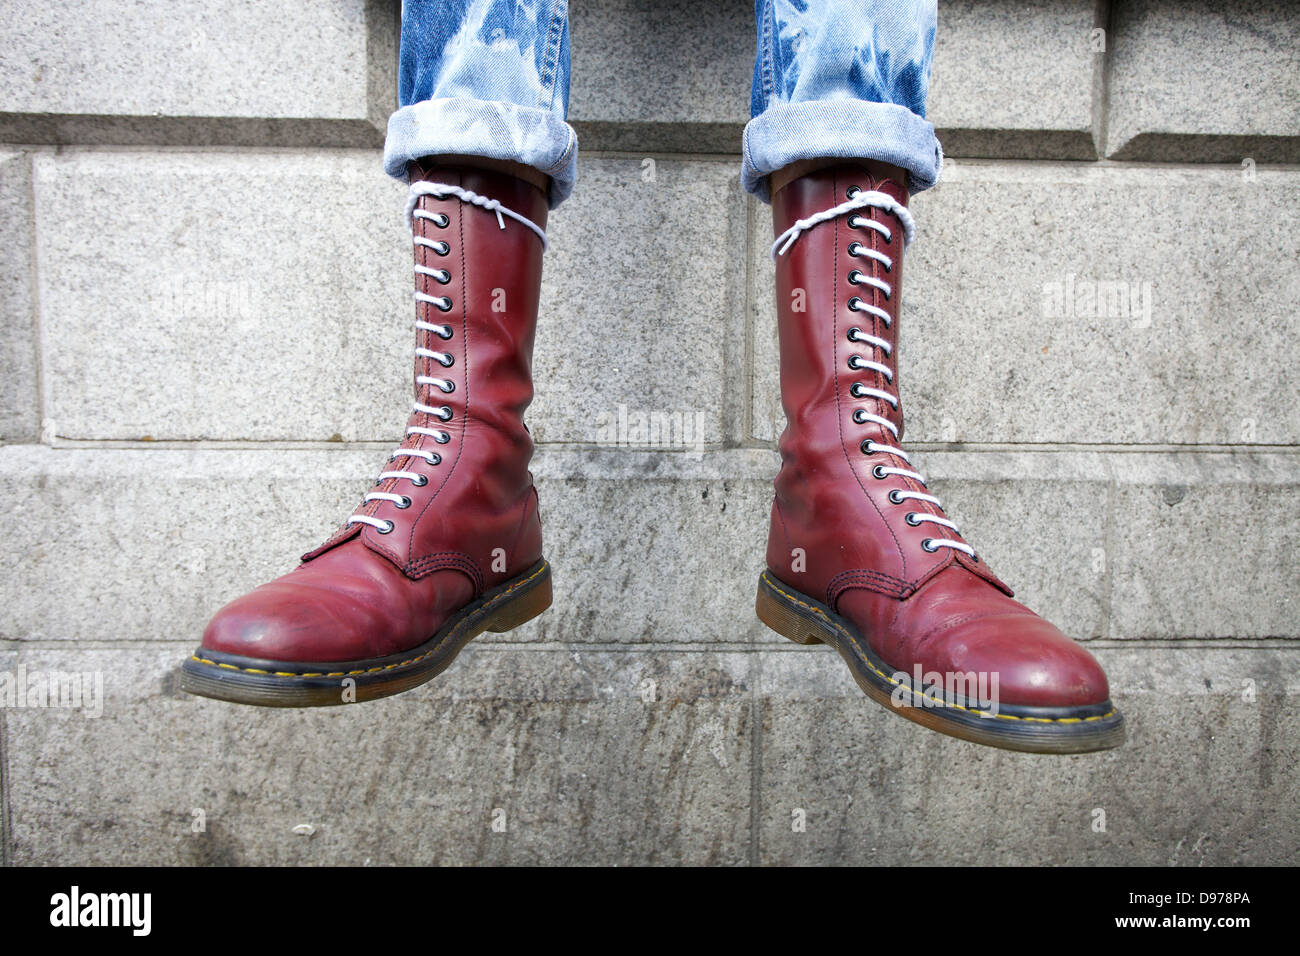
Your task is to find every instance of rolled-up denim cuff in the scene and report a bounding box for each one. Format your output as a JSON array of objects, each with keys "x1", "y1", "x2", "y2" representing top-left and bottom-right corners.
[
  {"x1": 384, "y1": 96, "x2": 579, "y2": 208},
  {"x1": 742, "y1": 100, "x2": 943, "y2": 202}
]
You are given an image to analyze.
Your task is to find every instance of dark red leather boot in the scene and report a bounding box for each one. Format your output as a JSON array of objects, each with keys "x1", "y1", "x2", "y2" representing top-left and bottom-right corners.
[
  {"x1": 182, "y1": 161, "x2": 552, "y2": 706},
  {"x1": 755, "y1": 162, "x2": 1124, "y2": 752}
]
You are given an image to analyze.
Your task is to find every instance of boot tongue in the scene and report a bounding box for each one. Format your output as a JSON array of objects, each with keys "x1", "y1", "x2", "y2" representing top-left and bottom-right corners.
[
  {"x1": 842, "y1": 158, "x2": 910, "y2": 204},
  {"x1": 852, "y1": 169, "x2": 909, "y2": 445},
  {"x1": 865, "y1": 172, "x2": 909, "y2": 208},
  {"x1": 952, "y1": 552, "x2": 1016, "y2": 597},
  {"x1": 407, "y1": 158, "x2": 434, "y2": 183}
]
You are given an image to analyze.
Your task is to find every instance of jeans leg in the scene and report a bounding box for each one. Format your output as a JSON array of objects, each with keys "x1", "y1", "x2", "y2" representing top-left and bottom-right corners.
[
  {"x1": 384, "y1": 0, "x2": 579, "y2": 207},
  {"x1": 742, "y1": 0, "x2": 942, "y2": 201}
]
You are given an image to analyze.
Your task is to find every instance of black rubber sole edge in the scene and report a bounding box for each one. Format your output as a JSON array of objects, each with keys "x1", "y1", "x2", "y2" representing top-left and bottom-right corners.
[
  {"x1": 756, "y1": 570, "x2": 1126, "y2": 754},
  {"x1": 180, "y1": 559, "x2": 552, "y2": 708}
]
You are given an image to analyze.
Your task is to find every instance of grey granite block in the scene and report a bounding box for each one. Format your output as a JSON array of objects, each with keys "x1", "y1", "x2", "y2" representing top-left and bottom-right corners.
[
  {"x1": 1107, "y1": 451, "x2": 1299, "y2": 639},
  {"x1": 2, "y1": 446, "x2": 1295, "y2": 646},
  {"x1": 569, "y1": 0, "x2": 1105, "y2": 160},
  {"x1": 0, "y1": 150, "x2": 39, "y2": 441},
  {"x1": 755, "y1": 645, "x2": 1300, "y2": 865},
  {"x1": 5, "y1": 644, "x2": 754, "y2": 865},
  {"x1": 5, "y1": 641, "x2": 1295, "y2": 864},
  {"x1": 569, "y1": 0, "x2": 752, "y2": 154},
  {"x1": 930, "y1": 0, "x2": 1102, "y2": 160},
  {"x1": 32, "y1": 151, "x2": 744, "y2": 446},
  {"x1": 1107, "y1": 0, "x2": 1300, "y2": 162},
  {"x1": 0, "y1": 0, "x2": 395, "y2": 147}
]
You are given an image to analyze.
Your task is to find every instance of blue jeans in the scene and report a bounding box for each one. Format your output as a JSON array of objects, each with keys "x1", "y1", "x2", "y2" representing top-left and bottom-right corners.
[{"x1": 385, "y1": 0, "x2": 940, "y2": 207}]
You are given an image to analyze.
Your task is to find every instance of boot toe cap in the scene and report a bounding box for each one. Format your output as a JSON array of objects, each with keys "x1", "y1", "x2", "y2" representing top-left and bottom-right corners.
[
  {"x1": 200, "y1": 581, "x2": 365, "y2": 664},
  {"x1": 930, "y1": 613, "x2": 1111, "y2": 710},
  {"x1": 199, "y1": 546, "x2": 476, "y2": 665}
]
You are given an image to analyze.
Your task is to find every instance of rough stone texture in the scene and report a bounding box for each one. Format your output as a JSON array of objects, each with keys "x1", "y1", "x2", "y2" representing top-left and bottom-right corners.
[
  {"x1": 5, "y1": 645, "x2": 754, "y2": 865},
  {"x1": 3, "y1": 0, "x2": 1300, "y2": 869},
  {"x1": 32, "y1": 151, "x2": 743, "y2": 446},
  {"x1": 6, "y1": 642, "x2": 1296, "y2": 865},
  {"x1": 0, "y1": 149, "x2": 38, "y2": 441},
  {"x1": 1107, "y1": 0, "x2": 1300, "y2": 162},
  {"x1": 1109, "y1": 452, "x2": 1300, "y2": 640},
  {"x1": 930, "y1": 0, "x2": 1101, "y2": 159},
  {"x1": 756, "y1": 646, "x2": 1300, "y2": 865},
  {"x1": 0, "y1": 446, "x2": 773, "y2": 645},
  {"x1": 33, "y1": 150, "x2": 409, "y2": 443},
  {"x1": 532, "y1": 158, "x2": 747, "y2": 447},
  {"x1": 0, "y1": 646, "x2": 14, "y2": 866},
  {"x1": 2, "y1": 446, "x2": 1295, "y2": 647},
  {"x1": 0, "y1": 0, "x2": 395, "y2": 146},
  {"x1": 750, "y1": 161, "x2": 1300, "y2": 445},
  {"x1": 569, "y1": 0, "x2": 752, "y2": 153},
  {"x1": 570, "y1": 0, "x2": 1103, "y2": 160}
]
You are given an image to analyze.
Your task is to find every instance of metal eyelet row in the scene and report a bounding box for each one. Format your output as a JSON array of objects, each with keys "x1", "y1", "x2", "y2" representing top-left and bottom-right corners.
[
  {"x1": 348, "y1": 203, "x2": 458, "y2": 535},
  {"x1": 843, "y1": 187, "x2": 976, "y2": 562}
]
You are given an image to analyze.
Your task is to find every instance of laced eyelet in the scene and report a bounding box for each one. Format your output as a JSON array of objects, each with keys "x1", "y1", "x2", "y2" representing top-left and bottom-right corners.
[
  {"x1": 429, "y1": 453, "x2": 442, "y2": 465},
  {"x1": 849, "y1": 270, "x2": 863, "y2": 285},
  {"x1": 438, "y1": 354, "x2": 454, "y2": 367},
  {"x1": 888, "y1": 489, "x2": 904, "y2": 504},
  {"x1": 848, "y1": 356, "x2": 863, "y2": 370},
  {"x1": 432, "y1": 213, "x2": 449, "y2": 227},
  {"x1": 413, "y1": 474, "x2": 428, "y2": 487},
  {"x1": 433, "y1": 241, "x2": 450, "y2": 256},
  {"x1": 905, "y1": 512, "x2": 921, "y2": 526},
  {"x1": 852, "y1": 409, "x2": 868, "y2": 424},
  {"x1": 848, "y1": 242, "x2": 864, "y2": 257},
  {"x1": 847, "y1": 327, "x2": 862, "y2": 341},
  {"x1": 921, "y1": 538, "x2": 937, "y2": 553},
  {"x1": 872, "y1": 464, "x2": 888, "y2": 479},
  {"x1": 851, "y1": 383, "x2": 867, "y2": 398},
  {"x1": 396, "y1": 496, "x2": 412, "y2": 509},
  {"x1": 437, "y1": 326, "x2": 453, "y2": 339},
  {"x1": 377, "y1": 520, "x2": 395, "y2": 534},
  {"x1": 435, "y1": 269, "x2": 451, "y2": 284},
  {"x1": 847, "y1": 296, "x2": 863, "y2": 312},
  {"x1": 437, "y1": 298, "x2": 453, "y2": 312},
  {"x1": 434, "y1": 432, "x2": 450, "y2": 444},
  {"x1": 846, "y1": 186, "x2": 861, "y2": 198},
  {"x1": 439, "y1": 381, "x2": 455, "y2": 393}
]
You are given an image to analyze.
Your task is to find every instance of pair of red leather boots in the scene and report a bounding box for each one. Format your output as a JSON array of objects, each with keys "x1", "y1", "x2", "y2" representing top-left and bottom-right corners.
[{"x1": 181, "y1": 158, "x2": 1124, "y2": 754}]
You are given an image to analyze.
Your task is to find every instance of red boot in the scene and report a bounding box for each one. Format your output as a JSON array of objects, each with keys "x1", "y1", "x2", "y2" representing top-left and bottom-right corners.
[
  {"x1": 755, "y1": 162, "x2": 1124, "y2": 752},
  {"x1": 183, "y1": 161, "x2": 553, "y2": 706}
]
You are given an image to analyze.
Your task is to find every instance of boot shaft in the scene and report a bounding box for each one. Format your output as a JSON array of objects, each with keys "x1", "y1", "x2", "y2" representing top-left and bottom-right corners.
[
  {"x1": 771, "y1": 164, "x2": 909, "y2": 450},
  {"x1": 765, "y1": 163, "x2": 1007, "y2": 602},
  {"x1": 403, "y1": 161, "x2": 548, "y2": 510},
  {"x1": 305, "y1": 162, "x2": 549, "y2": 587}
]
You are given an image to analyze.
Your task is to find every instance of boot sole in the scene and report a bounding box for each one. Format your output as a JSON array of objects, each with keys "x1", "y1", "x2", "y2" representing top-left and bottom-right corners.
[
  {"x1": 180, "y1": 559, "x2": 552, "y2": 708},
  {"x1": 755, "y1": 570, "x2": 1126, "y2": 754}
]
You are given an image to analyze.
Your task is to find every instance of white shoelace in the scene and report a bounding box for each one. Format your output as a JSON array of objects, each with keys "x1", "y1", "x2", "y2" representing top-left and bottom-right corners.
[
  {"x1": 771, "y1": 189, "x2": 915, "y2": 259},
  {"x1": 347, "y1": 182, "x2": 549, "y2": 535},
  {"x1": 404, "y1": 182, "x2": 549, "y2": 250},
  {"x1": 775, "y1": 188, "x2": 973, "y2": 559}
]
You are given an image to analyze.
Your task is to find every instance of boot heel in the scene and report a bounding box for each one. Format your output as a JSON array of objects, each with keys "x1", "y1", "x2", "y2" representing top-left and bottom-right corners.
[
  {"x1": 484, "y1": 566, "x2": 553, "y2": 633},
  {"x1": 755, "y1": 575, "x2": 822, "y2": 645}
]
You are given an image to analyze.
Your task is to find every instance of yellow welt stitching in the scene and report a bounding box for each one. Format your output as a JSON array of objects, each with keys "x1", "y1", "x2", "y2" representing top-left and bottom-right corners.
[
  {"x1": 189, "y1": 562, "x2": 549, "y2": 680},
  {"x1": 760, "y1": 572, "x2": 1115, "y2": 724}
]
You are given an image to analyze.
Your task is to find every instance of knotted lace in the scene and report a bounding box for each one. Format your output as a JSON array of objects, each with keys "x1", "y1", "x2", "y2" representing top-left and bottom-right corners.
[
  {"x1": 774, "y1": 187, "x2": 973, "y2": 559},
  {"x1": 346, "y1": 182, "x2": 549, "y2": 535}
]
